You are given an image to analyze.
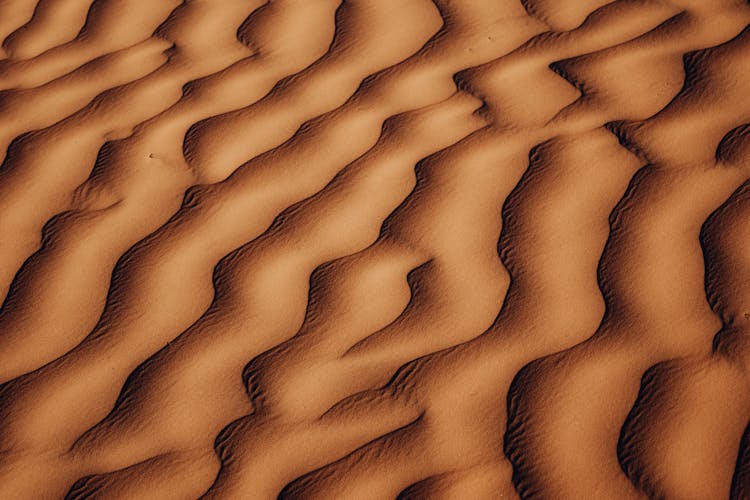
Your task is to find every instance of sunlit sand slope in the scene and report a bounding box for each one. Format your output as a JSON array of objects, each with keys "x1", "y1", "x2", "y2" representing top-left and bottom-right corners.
[{"x1": 0, "y1": 0, "x2": 749, "y2": 498}]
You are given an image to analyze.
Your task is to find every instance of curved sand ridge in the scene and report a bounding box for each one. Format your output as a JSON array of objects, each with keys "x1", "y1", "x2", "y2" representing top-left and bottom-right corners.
[{"x1": 0, "y1": 0, "x2": 749, "y2": 498}]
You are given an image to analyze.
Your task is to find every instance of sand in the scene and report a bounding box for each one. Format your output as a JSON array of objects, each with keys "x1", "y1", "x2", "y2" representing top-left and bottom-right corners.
[{"x1": 0, "y1": 0, "x2": 749, "y2": 498}]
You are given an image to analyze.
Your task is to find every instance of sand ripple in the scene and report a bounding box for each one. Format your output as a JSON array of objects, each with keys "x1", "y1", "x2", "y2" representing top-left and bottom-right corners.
[{"x1": 0, "y1": 0, "x2": 749, "y2": 498}]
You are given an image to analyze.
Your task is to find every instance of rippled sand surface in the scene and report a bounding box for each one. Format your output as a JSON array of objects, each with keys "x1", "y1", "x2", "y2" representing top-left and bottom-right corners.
[{"x1": 1, "y1": 0, "x2": 750, "y2": 498}]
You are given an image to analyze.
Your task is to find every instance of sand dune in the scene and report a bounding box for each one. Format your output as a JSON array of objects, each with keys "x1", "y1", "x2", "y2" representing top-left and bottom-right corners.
[{"x1": 0, "y1": 0, "x2": 749, "y2": 498}]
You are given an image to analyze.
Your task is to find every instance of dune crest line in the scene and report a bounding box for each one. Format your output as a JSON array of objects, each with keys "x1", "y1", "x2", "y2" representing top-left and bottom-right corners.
[{"x1": 0, "y1": 0, "x2": 749, "y2": 498}]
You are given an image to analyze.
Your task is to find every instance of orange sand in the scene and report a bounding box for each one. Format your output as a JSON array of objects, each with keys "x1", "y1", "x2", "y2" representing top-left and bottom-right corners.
[{"x1": 0, "y1": 0, "x2": 750, "y2": 498}]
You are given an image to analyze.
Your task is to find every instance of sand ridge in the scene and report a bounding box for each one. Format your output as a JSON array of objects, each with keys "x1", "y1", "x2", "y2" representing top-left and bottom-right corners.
[{"x1": 0, "y1": 0, "x2": 749, "y2": 498}]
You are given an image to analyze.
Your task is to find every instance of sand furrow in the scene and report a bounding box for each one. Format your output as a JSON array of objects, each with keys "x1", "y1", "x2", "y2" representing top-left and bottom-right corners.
[
  {"x1": 0, "y1": 0, "x2": 37, "y2": 59},
  {"x1": 0, "y1": 0, "x2": 270, "y2": 380},
  {"x1": 0, "y1": 0, "x2": 540, "y2": 464},
  {"x1": 503, "y1": 9, "x2": 750, "y2": 498},
  {"x1": 273, "y1": 126, "x2": 639, "y2": 498},
  {"x1": 0, "y1": 0, "x2": 749, "y2": 498},
  {"x1": 617, "y1": 175, "x2": 750, "y2": 499},
  {"x1": 3, "y1": 0, "x2": 93, "y2": 60},
  {"x1": 0, "y1": 0, "x2": 184, "y2": 89}
]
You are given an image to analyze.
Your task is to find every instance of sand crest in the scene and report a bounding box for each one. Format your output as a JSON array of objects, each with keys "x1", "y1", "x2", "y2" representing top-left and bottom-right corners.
[{"x1": 1, "y1": 0, "x2": 750, "y2": 498}]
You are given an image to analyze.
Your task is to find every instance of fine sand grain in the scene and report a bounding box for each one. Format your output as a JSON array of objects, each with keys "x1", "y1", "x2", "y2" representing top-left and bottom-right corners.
[{"x1": 1, "y1": 0, "x2": 750, "y2": 498}]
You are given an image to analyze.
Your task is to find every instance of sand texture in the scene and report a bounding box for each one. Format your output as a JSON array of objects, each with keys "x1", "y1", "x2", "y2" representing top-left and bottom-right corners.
[{"x1": 0, "y1": 0, "x2": 750, "y2": 498}]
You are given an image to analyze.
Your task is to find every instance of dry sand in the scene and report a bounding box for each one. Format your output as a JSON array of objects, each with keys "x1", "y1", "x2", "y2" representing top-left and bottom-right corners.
[{"x1": 0, "y1": 0, "x2": 749, "y2": 498}]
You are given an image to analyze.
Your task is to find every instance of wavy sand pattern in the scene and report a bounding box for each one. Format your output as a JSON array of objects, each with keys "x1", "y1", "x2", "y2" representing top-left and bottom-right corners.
[{"x1": 0, "y1": 0, "x2": 749, "y2": 498}]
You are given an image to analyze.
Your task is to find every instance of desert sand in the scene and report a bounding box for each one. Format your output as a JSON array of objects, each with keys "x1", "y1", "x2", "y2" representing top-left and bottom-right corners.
[{"x1": 0, "y1": 0, "x2": 749, "y2": 498}]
